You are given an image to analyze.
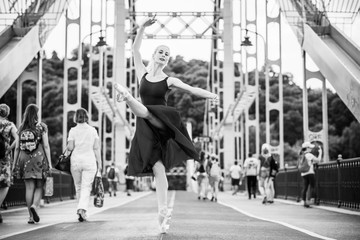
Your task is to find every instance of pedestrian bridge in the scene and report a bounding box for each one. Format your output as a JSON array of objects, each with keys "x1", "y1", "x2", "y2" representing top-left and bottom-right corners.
[{"x1": 0, "y1": 190, "x2": 359, "y2": 240}]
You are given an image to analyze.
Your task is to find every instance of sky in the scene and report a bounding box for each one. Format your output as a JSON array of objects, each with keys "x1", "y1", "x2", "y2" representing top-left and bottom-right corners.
[{"x1": 41, "y1": 0, "x2": 360, "y2": 90}]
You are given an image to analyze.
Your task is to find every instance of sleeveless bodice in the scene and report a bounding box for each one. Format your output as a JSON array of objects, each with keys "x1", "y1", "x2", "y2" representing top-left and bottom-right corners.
[
  {"x1": 127, "y1": 73, "x2": 199, "y2": 176},
  {"x1": 139, "y1": 73, "x2": 169, "y2": 106}
]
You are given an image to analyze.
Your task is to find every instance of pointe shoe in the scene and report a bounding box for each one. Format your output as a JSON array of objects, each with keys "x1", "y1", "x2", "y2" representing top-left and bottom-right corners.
[
  {"x1": 160, "y1": 223, "x2": 169, "y2": 234},
  {"x1": 159, "y1": 209, "x2": 172, "y2": 234},
  {"x1": 114, "y1": 83, "x2": 130, "y2": 102}
]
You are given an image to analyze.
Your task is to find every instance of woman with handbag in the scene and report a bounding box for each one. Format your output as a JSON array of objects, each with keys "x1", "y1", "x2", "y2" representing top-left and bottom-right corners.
[
  {"x1": 13, "y1": 104, "x2": 52, "y2": 224},
  {"x1": 66, "y1": 108, "x2": 102, "y2": 222}
]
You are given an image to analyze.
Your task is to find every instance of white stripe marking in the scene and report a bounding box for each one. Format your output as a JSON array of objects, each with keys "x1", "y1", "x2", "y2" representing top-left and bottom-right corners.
[
  {"x1": 219, "y1": 201, "x2": 336, "y2": 240},
  {"x1": 0, "y1": 192, "x2": 152, "y2": 239}
]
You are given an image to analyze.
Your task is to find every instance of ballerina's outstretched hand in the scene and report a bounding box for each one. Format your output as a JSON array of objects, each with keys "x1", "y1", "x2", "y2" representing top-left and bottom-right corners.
[
  {"x1": 114, "y1": 83, "x2": 130, "y2": 102},
  {"x1": 142, "y1": 15, "x2": 157, "y2": 28},
  {"x1": 210, "y1": 94, "x2": 220, "y2": 106}
]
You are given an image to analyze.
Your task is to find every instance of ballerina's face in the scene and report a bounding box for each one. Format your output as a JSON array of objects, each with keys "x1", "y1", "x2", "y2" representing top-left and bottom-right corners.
[{"x1": 153, "y1": 45, "x2": 170, "y2": 65}]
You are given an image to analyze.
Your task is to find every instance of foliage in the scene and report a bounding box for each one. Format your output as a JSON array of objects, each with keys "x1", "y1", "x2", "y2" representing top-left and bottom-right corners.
[{"x1": 1, "y1": 49, "x2": 359, "y2": 168}]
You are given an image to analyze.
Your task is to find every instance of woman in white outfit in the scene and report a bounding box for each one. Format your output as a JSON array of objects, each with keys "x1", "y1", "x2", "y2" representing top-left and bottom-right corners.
[{"x1": 67, "y1": 108, "x2": 102, "y2": 221}]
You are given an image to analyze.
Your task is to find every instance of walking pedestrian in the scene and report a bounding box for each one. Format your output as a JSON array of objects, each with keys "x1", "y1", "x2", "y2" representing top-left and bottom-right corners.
[
  {"x1": 258, "y1": 144, "x2": 270, "y2": 202},
  {"x1": 194, "y1": 152, "x2": 208, "y2": 200},
  {"x1": 229, "y1": 160, "x2": 242, "y2": 196},
  {"x1": 13, "y1": 104, "x2": 52, "y2": 224},
  {"x1": 299, "y1": 141, "x2": 322, "y2": 208},
  {"x1": 259, "y1": 143, "x2": 279, "y2": 204},
  {"x1": 124, "y1": 164, "x2": 134, "y2": 196},
  {"x1": 243, "y1": 153, "x2": 260, "y2": 199},
  {"x1": 114, "y1": 16, "x2": 219, "y2": 233},
  {"x1": 66, "y1": 108, "x2": 102, "y2": 222},
  {"x1": 0, "y1": 104, "x2": 18, "y2": 223},
  {"x1": 107, "y1": 162, "x2": 120, "y2": 197},
  {"x1": 207, "y1": 154, "x2": 221, "y2": 202}
]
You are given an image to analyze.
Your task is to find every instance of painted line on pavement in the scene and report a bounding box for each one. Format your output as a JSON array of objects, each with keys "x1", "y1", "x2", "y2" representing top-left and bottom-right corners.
[
  {"x1": 219, "y1": 201, "x2": 336, "y2": 240},
  {"x1": 0, "y1": 191, "x2": 152, "y2": 240}
]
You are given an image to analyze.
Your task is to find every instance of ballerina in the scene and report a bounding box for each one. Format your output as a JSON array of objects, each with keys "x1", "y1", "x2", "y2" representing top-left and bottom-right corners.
[{"x1": 114, "y1": 16, "x2": 219, "y2": 234}]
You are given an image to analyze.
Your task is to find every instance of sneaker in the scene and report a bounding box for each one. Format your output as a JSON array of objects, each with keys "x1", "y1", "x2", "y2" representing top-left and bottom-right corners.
[
  {"x1": 198, "y1": 196, "x2": 201, "y2": 200},
  {"x1": 28, "y1": 217, "x2": 35, "y2": 224},
  {"x1": 114, "y1": 192, "x2": 117, "y2": 197},
  {"x1": 267, "y1": 200, "x2": 274, "y2": 204},
  {"x1": 262, "y1": 197, "x2": 267, "y2": 204},
  {"x1": 77, "y1": 209, "x2": 87, "y2": 222},
  {"x1": 127, "y1": 192, "x2": 131, "y2": 196},
  {"x1": 304, "y1": 204, "x2": 312, "y2": 208},
  {"x1": 30, "y1": 206, "x2": 40, "y2": 223},
  {"x1": 210, "y1": 197, "x2": 214, "y2": 202}
]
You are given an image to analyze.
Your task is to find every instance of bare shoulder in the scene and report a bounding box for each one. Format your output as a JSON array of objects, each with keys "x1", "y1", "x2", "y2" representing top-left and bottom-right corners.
[{"x1": 167, "y1": 76, "x2": 183, "y2": 87}]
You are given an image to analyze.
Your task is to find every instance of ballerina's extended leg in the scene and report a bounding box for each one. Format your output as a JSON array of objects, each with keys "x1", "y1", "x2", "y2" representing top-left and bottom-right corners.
[{"x1": 114, "y1": 83, "x2": 166, "y2": 129}]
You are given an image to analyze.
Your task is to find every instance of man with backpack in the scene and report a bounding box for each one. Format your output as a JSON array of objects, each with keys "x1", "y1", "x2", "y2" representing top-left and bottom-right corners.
[
  {"x1": 299, "y1": 141, "x2": 322, "y2": 208},
  {"x1": 106, "y1": 163, "x2": 120, "y2": 197}
]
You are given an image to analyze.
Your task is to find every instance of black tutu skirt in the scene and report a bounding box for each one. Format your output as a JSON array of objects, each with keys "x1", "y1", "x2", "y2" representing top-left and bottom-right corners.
[{"x1": 127, "y1": 105, "x2": 199, "y2": 176}]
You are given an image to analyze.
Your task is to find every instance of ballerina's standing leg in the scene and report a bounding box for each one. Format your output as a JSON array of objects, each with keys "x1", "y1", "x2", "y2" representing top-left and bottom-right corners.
[{"x1": 114, "y1": 83, "x2": 171, "y2": 233}]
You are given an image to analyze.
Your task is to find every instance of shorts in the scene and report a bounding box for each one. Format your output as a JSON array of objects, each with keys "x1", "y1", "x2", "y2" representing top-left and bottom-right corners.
[
  {"x1": 231, "y1": 178, "x2": 240, "y2": 186},
  {"x1": 125, "y1": 178, "x2": 134, "y2": 190},
  {"x1": 208, "y1": 175, "x2": 219, "y2": 186}
]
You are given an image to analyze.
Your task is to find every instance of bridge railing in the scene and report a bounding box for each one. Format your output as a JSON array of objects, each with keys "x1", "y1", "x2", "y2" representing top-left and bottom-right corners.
[
  {"x1": 275, "y1": 156, "x2": 360, "y2": 210},
  {"x1": 3, "y1": 170, "x2": 75, "y2": 208}
]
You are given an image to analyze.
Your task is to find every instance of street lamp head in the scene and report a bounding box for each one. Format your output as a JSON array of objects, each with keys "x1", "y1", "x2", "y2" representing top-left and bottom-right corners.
[
  {"x1": 95, "y1": 36, "x2": 107, "y2": 48},
  {"x1": 241, "y1": 36, "x2": 253, "y2": 47}
]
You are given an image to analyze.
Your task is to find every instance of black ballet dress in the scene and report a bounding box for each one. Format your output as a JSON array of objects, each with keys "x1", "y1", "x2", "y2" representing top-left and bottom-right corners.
[{"x1": 127, "y1": 73, "x2": 199, "y2": 176}]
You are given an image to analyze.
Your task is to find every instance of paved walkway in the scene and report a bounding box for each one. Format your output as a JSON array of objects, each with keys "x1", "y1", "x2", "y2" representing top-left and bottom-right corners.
[{"x1": 0, "y1": 190, "x2": 359, "y2": 240}]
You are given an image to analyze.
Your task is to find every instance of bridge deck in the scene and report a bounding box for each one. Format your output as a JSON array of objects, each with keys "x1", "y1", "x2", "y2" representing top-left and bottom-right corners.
[{"x1": 0, "y1": 191, "x2": 359, "y2": 240}]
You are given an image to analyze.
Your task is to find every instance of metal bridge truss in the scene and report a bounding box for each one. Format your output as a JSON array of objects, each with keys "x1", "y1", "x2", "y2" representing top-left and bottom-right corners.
[
  {"x1": 63, "y1": 0, "x2": 285, "y2": 170},
  {"x1": 5, "y1": 0, "x2": 359, "y2": 172}
]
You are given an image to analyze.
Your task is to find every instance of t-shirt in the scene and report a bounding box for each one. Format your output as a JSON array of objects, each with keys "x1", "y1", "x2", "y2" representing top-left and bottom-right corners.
[
  {"x1": 229, "y1": 164, "x2": 242, "y2": 179},
  {"x1": 244, "y1": 157, "x2": 260, "y2": 176},
  {"x1": 68, "y1": 123, "x2": 99, "y2": 164}
]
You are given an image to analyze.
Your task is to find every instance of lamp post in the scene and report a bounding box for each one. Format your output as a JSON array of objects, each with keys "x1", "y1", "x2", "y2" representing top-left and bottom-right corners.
[
  {"x1": 240, "y1": 28, "x2": 268, "y2": 159},
  {"x1": 80, "y1": 30, "x2": 107, "y2": 174}
]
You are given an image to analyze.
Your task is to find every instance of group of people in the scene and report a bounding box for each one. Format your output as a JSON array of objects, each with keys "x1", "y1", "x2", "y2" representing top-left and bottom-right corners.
[
  {"x1": 228, "y1": 144, "x2": 279, "y2": 204},
  {"x1": 228, "y1": 141, "x2": 322, "y2": 208},
  {"x1": 0, "y1": 103, "x2": 52, "y2": 224},
  {"x1": 193, "y1": 152, "x2": 223, "y2": 202},
  {"x1": 0, "y1": 15, "x2": 322, "y2": 236},
  {"x1": 0, "y1": 16, "x2": 218, "y2": 234},
  {"x1": 0, "y1": 102, "x2": 136, "y2": 225}
]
